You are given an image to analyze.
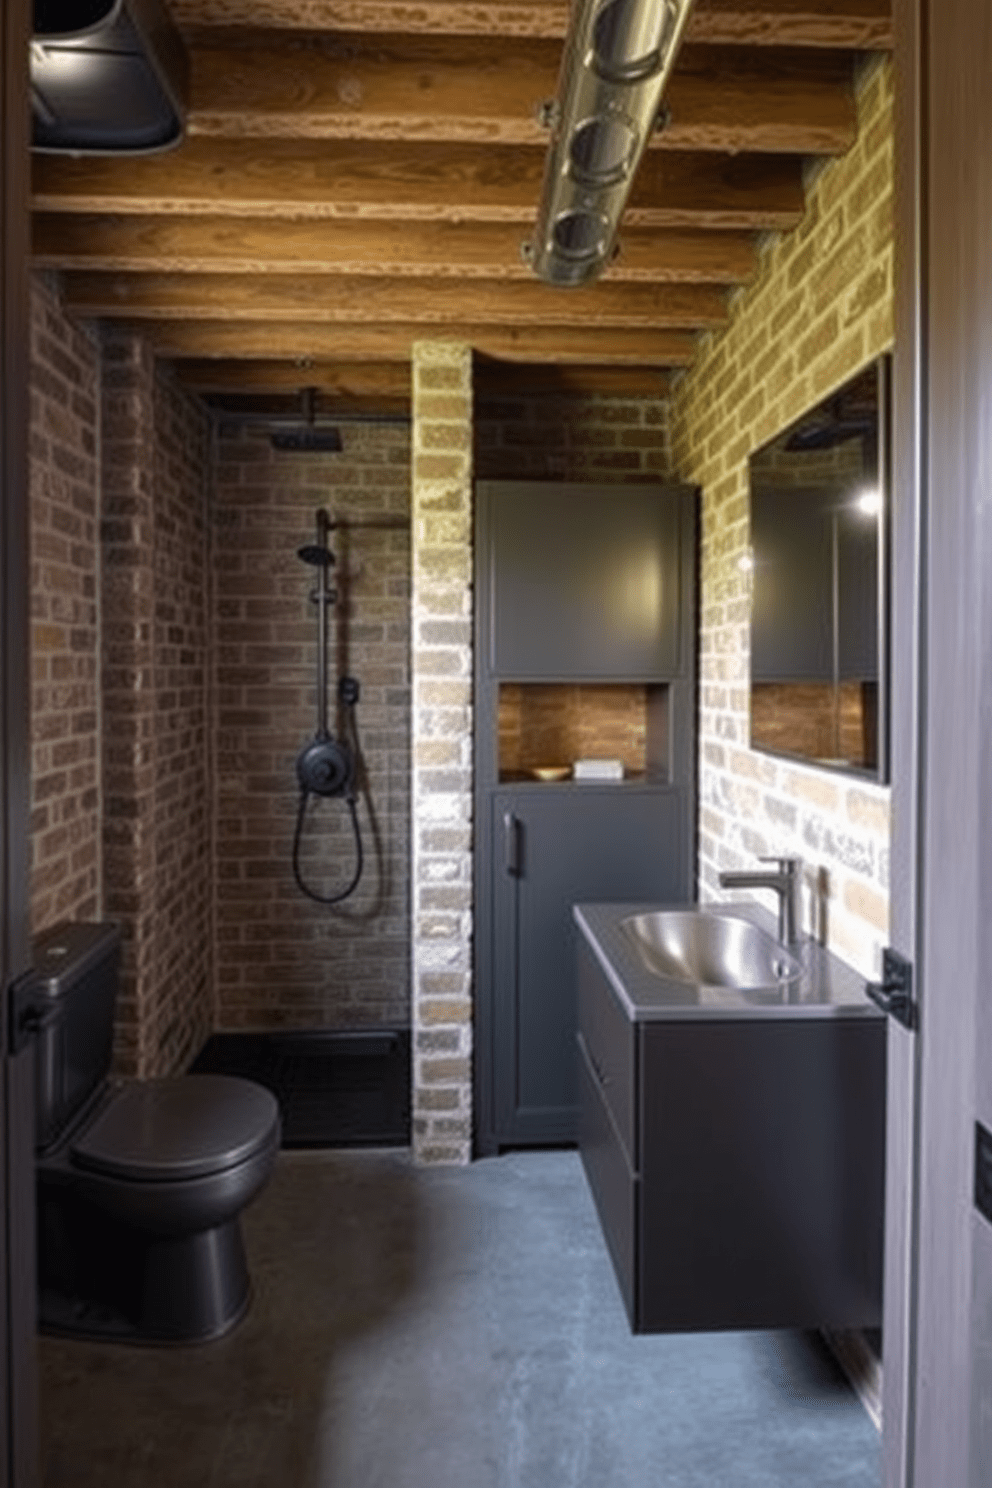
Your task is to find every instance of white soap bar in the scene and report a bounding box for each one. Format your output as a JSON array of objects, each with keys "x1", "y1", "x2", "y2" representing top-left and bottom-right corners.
[{"x1": 573, "y1": 758, "x2": 624, "y2": 781}]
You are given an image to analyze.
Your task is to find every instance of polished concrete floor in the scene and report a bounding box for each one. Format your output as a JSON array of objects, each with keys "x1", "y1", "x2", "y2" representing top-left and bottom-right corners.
[{"x1": 40, "y1": 1149, "x2": 881, "y2": 1487}]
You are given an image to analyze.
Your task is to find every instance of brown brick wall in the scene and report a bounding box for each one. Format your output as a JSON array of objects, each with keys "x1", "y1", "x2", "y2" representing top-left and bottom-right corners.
[
  {"x1": 29, "y1": 272, "x2": 102, "y2": 933},
  {"x1": 475, "y1": 393, "x2": 671, "y2": 482},
  {"x1": 101, "y1": 329, "x2": 159, "y2": 1073},
  {"x1": 497, "y1": 684, "x2": 654, "y2": 779},
  {"x1": 100, "y1": 329, "x2": 212, "y2": 1076},
  {"x1": 211, "y1": 422, "x2": 411, "y2": 1031},
  {"x1": 146, "y1": 371, "x2": 213, "y2": 1072}
]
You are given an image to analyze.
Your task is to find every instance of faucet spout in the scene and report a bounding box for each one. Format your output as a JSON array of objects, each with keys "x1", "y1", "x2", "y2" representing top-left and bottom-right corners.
[{"x1": 718, "y1": 855, "x2": 802, "y2": 946}]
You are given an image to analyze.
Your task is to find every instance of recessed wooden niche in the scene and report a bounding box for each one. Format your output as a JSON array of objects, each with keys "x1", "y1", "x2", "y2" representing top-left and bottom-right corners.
[{"x1": 497, "y1": 682, "x2": 669, "y2": 783}]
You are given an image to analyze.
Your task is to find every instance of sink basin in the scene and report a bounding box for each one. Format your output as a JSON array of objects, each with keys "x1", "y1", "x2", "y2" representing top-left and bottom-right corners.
[{"x1": 621, "y1": 910, "x2": 802, "y2": 992}]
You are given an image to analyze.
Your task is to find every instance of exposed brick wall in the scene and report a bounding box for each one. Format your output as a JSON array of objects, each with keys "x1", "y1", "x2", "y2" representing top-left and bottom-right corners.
[
  {"x1": 210, "y1": 422, "x2": 411, "y2": 1031},
  {"x1": 28, "y1": 272, "x2": 102, "y2": 933},
  {"x1": 498, "y1": 684, "x2": 654, "y2": 779},
  {"x1": 411, "y1": 342, "x2": 473, "y2": 1165},
  {"x1": 101, "y1": 330, "x2": 212, "y2": 1076},
  {"x1": 670, "y1": 57, "x2": 894, "y2": 977},
  {"x1": 147, "y1": 371, "x2": 213, "y2": 1073},
  {"x1": 475, "y1": 394, "x2": 671, "y2": 482},
  {"x1": 101, "y1": 330, "x2": 159, "y2": 1074}
]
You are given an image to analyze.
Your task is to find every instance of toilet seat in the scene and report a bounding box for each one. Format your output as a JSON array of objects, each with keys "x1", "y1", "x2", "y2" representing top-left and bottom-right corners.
[{"x1": 70, "y1": 1074, "x2": 280, "y2": 1183}]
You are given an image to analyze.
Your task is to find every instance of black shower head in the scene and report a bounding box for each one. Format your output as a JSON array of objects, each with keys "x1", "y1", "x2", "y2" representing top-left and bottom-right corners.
[
  {"x1": 270, "y1": 388, "x2": 342, "y2": 452},
  {"x1": 297, "y1": 543, "x2": 335, "y2": 567}
]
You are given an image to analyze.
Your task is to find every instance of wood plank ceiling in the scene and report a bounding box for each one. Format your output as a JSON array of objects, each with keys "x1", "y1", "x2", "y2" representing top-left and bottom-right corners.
[{"x1": 32, "y1": 0, "x2": 893, "y2": 414}]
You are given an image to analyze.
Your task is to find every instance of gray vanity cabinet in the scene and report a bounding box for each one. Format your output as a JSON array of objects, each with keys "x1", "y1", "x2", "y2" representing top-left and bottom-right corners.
[
  {"x1": 576, "y1": 935, "x2": 886, "y2": 1334},
  {"x1": 474, "y1": 480, "x2": 697, "y2": 1154},
  {"x1": 492, "y1": 787, "x2": 687, "y2": 1146}
]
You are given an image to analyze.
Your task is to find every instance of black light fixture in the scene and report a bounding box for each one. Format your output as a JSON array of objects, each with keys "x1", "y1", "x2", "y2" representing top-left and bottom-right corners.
[
  {"x1": 524, "y1": 0, "x2": 695, "y2": 287},
  {"x1": 31, "y1": 0, "x2": 188, "y2": 154}
]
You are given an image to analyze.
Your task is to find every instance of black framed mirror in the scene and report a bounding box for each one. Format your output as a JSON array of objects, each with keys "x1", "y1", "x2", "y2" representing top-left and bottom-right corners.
[{"x1": 747, "y1": 357, "x2": 890, "y2": 781}]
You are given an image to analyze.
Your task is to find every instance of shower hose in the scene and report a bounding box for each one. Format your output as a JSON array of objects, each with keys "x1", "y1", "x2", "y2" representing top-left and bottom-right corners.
[
  {"x1": 292, "y1": 789, "x2": 363, "y2": 904},
  {"x1": 291, "y1": 705, "x2": 364, "y2": 904}
]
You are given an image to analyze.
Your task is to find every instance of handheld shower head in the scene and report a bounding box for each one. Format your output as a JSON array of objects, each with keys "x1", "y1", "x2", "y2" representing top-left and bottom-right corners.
[{"x1": 297, "y1": 543, "x2": 335, "y2": 567}]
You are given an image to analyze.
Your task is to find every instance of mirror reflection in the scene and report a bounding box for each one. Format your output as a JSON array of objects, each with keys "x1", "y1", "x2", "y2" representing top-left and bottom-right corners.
[{"x1": 748, "y1": 359, "x2": 889, "y2": 779}]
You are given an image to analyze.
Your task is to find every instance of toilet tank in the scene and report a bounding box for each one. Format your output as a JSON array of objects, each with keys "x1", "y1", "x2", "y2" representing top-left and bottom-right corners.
[{"x1": 28, "y1": 921, "x2": 122, "y2": 1153}]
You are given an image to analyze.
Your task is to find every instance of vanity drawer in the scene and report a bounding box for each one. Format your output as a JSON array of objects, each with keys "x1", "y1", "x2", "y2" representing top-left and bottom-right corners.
[
  {"x1": 577, "y1": 938, "x2": 637, "y2": 1165},
  {"x1": 577, "y1": 1031, "x2": 638, "y2": 1328}
]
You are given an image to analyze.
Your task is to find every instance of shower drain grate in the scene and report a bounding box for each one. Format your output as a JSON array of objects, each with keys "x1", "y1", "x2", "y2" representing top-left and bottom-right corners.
[{"x1": 190, "y1": 1029, "x2": 411, "y2": 1148}]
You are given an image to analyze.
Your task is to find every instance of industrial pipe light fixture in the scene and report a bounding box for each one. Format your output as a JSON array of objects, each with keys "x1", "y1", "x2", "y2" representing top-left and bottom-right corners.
[{"x1": 524, "y1": 0, "x2": 695, "y2": 287}]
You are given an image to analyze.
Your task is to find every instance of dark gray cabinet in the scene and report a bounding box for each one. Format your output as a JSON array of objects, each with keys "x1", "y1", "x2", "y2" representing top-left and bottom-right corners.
[
  {"x1": 576, "y1": 935, "x2": 885, "y2": 1334},
  {"x1": 474, "y1": 481, "x2": 697, "y2": 1152},
  {"x1": 480, "y1": 481, "x2": 685, "y2": 680},
  {"x1": 492, "y1": 787, "x2": 688, "y2": 1145}
]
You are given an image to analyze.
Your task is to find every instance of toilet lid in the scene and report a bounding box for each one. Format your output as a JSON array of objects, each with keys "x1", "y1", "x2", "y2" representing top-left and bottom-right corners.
[{"x1": 71, "y1": 1075, "x2": 280, "y2": 1181}]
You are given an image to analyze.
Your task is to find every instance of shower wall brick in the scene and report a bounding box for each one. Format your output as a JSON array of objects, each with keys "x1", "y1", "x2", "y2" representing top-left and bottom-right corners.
[
  {"x1": 148, "y1": 369, "x2": 213, "y2": 1073},
  {"x1": 101, "y1": 330, "x2": 212, "y2": 1077},
  {"x1": 670, "y1": 56, "x2": 893, "y2": 979},
  {"x1": 475, "y1": 392, "x2": 671, "y2": 482},
  {"x1": 28, "y1": 272, "x2": 102, "y2": 933},
  {"x1": 210, "y1": 420, "x2": 411, "y2": 1032}
]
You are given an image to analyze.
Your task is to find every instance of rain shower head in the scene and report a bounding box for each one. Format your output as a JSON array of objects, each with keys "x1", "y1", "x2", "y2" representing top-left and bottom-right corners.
[{"x1": 270, "y1": 388, "x2": 342, "y2": 453}]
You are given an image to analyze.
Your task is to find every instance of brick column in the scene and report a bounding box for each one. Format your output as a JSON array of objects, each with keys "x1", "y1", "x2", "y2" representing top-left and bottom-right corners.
[{"x1": 410, "y1": 342, "x2": 473, "y2": 1164}]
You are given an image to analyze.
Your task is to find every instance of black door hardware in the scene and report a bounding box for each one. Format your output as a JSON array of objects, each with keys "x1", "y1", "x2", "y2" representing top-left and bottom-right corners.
[
  {"x1": 8, "y1": 970, "x2": 52, "y2": 1056},
  {"x1": 865, "y1": 947, "x2": 915, "y2": 1031}
]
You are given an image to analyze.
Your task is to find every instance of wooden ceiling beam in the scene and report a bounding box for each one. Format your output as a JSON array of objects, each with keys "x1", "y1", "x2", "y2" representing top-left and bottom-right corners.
[
  {"x1": 33, "y1": 140, "x2": 805, "y2": 229},
  {"x1": 185, "y1": 38, "x2": 856, "y2": 156},
  {"x1": 174, "y1": 358, "x2": 412, "y2": 398},
  {"x1": 33, "y1": 215, "x2": 758, "y2": 284},
  {"x1": 473, "y1": 361, "x2": 675, "y2": 398},
  {"x1": 134, "y1": 319, "x2": 701, "y2": 365},
  {"x1": 61, "y1": 270, "x2": 729, "y2": 329},
  {"x1": 174, "y1": 356, "x2": 676, "y2": 401},
  {"x1": 169, "y1": 0, "x2": 893, "y2": 50}
]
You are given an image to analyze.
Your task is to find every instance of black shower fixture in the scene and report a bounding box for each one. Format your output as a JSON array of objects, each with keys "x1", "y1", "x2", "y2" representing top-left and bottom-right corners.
[
  {"x1": 292, "y1": 510, "x2": 364, "y2": 904},
  {"x1": 31, "y1": 0, "x2": 188, "y2": 154},
  {"x1": 271, "y1": 389, "x2": 343, "y2": 453}
]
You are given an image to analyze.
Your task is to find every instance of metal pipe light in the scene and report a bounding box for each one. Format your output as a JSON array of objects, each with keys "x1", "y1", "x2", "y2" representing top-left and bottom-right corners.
[{"x1": 524, "y1": 0, "x2": 695, "y2": 287}]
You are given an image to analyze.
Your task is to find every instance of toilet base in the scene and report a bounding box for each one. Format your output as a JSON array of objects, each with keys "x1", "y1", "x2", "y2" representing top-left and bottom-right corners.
[{"x1": 38, "y1": 1186, "x2": 252, "y2": 1344}]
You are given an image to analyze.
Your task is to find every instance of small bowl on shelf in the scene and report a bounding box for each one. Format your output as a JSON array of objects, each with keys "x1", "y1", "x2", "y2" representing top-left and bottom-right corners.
[{"x1": 530, "y1": 765, "x2": 572, "y2": 782}]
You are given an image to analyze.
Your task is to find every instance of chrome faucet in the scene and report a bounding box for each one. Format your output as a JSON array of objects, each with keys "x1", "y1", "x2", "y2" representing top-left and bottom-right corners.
[{"x1": 718, "y1": 855, "x2": 802, "y2": 946}]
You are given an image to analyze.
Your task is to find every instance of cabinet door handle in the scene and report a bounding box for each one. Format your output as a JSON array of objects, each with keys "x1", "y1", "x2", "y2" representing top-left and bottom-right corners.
[{"x1": 503, "y1": 812, "x2": 522, "y2": 876}]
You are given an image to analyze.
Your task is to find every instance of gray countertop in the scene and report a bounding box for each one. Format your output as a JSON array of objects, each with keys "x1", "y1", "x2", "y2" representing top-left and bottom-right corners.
[{"x1": 573, "y1": 900, "x2": 883, "y2": 1022}]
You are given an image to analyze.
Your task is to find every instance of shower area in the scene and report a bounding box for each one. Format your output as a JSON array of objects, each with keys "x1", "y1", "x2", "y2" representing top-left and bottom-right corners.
[{"x1": 192, "y1": 411, "x2": 413, "y2": 1146}]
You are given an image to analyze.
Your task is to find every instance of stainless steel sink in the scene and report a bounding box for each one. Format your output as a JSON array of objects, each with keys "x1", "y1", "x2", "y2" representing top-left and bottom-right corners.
[{"x1": 621, "y1": 909, "x2": 803, "y2": 992}]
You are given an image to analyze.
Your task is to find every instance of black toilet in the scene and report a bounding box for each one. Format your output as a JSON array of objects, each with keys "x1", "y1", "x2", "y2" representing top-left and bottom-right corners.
[{"x1": 29, "y1": 921, "x2": 281, "y2": 1343}]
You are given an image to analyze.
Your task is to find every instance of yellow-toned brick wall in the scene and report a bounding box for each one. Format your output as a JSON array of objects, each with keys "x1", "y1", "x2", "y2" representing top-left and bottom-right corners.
[
  {"x1": 411, "y1": 342, "x2": 474, "y2": 1164},
  {"x1": 671, "y1": 57, "x2": 894, "y2": 978}
]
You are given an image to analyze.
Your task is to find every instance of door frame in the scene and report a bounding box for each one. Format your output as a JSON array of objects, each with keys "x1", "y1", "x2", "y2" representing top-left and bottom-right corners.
[
  {"x1": 1, "y1": 0, "x2": 39, "y2": 1480},
  {"x1": 885, "y1": 0, "x2": 992, "y2": 1483}
]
